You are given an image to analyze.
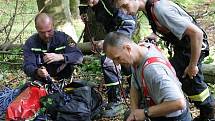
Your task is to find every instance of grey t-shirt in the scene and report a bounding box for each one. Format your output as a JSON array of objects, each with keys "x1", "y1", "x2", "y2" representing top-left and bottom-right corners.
[
  {"x1": 131, "y1": 43, "x2": 185, "y2": 117},
  {"x1": 154, "y1": 0, "x2": 193, "y2": 40}
]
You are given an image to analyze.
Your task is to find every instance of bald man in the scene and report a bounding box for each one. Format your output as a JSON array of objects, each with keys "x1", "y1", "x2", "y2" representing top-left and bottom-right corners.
[
  {"x1": 23, "y1": 13, "x2": 83, "y2": 82},
  {"x1": 103, "y1": 32, "x2": 192, "y2": 121}
]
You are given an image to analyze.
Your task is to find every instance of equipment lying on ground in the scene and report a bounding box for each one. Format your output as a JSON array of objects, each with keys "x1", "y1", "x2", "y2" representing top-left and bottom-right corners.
[{"x1": 4, "y1": 78, "x2": 103, "y2": 121}]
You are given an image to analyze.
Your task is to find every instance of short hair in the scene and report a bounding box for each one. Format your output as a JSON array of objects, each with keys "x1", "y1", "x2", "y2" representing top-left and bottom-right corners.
[
  {"x1": 35, "y1": 13, "x2": 53, "y2": 27},
  {"x1": 103, "y1": 32, "x2": 132, "y2": 52}
]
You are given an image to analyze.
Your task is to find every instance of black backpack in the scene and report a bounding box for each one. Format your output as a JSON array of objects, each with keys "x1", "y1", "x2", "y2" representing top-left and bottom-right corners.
[{"x1": 38, "y1": 80, "x2": 103, "y2": 121}]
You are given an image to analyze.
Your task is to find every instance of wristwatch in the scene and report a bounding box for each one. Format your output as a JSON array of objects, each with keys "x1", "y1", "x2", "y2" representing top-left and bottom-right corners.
[{"x1": 144, "y1": 107, "x2": 150, "y2": 118}]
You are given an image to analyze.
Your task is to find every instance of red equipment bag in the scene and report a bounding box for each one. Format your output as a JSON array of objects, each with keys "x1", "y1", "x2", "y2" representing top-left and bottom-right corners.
[{"x1": 6, "y1": 86, "x2": 47, "y2": 120}]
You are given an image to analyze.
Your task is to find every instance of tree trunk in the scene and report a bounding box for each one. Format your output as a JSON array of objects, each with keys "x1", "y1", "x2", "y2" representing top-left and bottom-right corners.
[
  {"x1": 0, "y1": 41, "x2": 103, "y2": 54},
  {"x1": 36, "y1": 0, "x2": 78, "y2": 42},
  {"x1": 202, "y1": 64, "x2": 215, "y2": 83},
  {"x1": 83, "y1": 8, "x2": 107, "y2": 42},
  {"x1": 69, "y1": 0, "x2": 79, "y2": 19}
]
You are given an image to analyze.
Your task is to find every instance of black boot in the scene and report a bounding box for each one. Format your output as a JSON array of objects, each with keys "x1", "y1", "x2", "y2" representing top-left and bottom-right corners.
[
  {"x1": 102, "y1": 85, "x2": 125, "y2": 117},
  {"x1": 107, "y1": 85, "x2": 121, "y2": 103},
  {"x1": 194, "y1": 104, "x2": 215, "y2": 121}
]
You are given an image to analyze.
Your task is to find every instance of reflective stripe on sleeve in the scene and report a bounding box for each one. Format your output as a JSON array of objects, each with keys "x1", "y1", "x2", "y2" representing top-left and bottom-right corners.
[
  {"x1": 55, "y1": 46, "x2": 66, "y2": 51},
  {"x1": 104, "y1": 81, "x2": 121, "y2": 87},
  {"x1": 189, "y1": 87, "x2": 210, "y2": 102},
  {"x1": 100, "y1": 0, "x2": 113, "y2": 17},
  {"x1": 122, "y1": 20, "x2": 136, "y2": 25},
  {"x1": 31, "y1": 48, "x2": 47, "y2": 53}
]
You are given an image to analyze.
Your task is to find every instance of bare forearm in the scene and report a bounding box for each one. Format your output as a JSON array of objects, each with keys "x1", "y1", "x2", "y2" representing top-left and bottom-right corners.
[
  {"x1": 147, "y1": 98, "x2": 186, "y2": 117},
  {"x1": 58, "y1": 54, "x2": 65, "y2": 61},
  {"x1": 130, "y1": 86, "x2": 139, "y2": 111},
  {"x1": 186, "y1": 24, "x2": 203, "y2": 66}
]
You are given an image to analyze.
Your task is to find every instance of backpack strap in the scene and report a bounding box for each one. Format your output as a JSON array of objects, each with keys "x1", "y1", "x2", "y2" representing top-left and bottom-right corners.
[
  {"x1": 143, "y1": 57, "x2": 176, "y2": 78},
  {"x1": 145, "y1": 0, "x2": 209, "y2": 56},
  {"x1": 145, "y1": 0, "x2": 169, "y2": 34},
  {"x1": 140, "y1": 56, "x2": 176, "y2": 107},
  {"x1": 145, "y1": 0, "x2": 159, "y2": 34}
]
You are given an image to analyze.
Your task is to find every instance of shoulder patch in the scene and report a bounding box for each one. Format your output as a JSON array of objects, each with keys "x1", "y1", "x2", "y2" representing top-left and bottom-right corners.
[
  {"x1": 67, "y1": 37, "x2": 76, "y2": 47},
  {"x1": 69, "y1": 42, "x2": 76, "y2": 47}
]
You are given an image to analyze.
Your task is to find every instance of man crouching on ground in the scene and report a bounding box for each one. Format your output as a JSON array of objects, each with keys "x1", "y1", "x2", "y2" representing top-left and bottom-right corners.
[{"x1": 103, "y1": 32, "x2": 192, "y2": 121}]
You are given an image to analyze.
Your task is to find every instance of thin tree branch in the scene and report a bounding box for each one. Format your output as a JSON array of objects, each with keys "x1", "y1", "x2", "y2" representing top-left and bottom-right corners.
[
  {"x1": 0, "y1": 51, "x2": 22, "y2": 55},
  {"x1": 2, "y1": 5, "x2": 47, "y2": 51},
  {"x1": 0, "y1": 61, "x2": 22, "y2": 65},
  {"x1": 4, "y1": 0, "x2": 19, "y2": 44}
]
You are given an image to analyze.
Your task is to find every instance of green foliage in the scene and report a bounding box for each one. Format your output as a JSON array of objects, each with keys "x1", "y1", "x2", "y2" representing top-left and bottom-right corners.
[
  {"x1": 132, "y1": 12, "x2": 151, "y2": 42},
  {"x1": 203, "y1": 47, "x2": 215, "y2": 64},
  {"x1": 0, "y1": 47, "x2": 25, "y2": 89},
  {"x1": 204, "y1": 56, "x2": 214, "y2": 64},
  {"x1": 0, "y1": 68, "x2": 26, "y2": 89},
  {"x1": 82, "y1": 58, "x2": 101, "y2": 74},
  {"x1": 0, "y1": 0, "x2": 37, "y2": 44},
  {"x1": 75, "y1": 56, "x2": 102, "y2": 84},
  {"x1": 208, "y1": 83, "x2": 215, "y2": 97},
  {"x1": 0, "y1": 48, "x2": 23, "y2": 64},
  {"x1": 173, "y1": 0, "x2": 204, "y2": 7}
]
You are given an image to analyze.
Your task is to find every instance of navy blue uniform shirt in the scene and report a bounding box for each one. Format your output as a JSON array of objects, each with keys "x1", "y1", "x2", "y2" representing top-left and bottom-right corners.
[
  {"x1": 80, "y1": 0, "x2": 136, "y2": 37},
  {"x1": 23, "y1": 31, "x2": 83, "y2": 80}
]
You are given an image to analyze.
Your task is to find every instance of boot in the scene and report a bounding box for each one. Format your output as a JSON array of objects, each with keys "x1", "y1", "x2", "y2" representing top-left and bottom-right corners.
[
  {"x1": 102, "y1": 85, "x2": 125, "y2": 117},
  {"x1": 193, "y1": 117, "x2": 215, "y2": 121},
  {"x1": 107, "y1": 85, "x2": 121, "y2": 103},
  {"x1": 102, "y1": 101, "x2": 125, "y2": 117},
  {"x1": 193, "y1": 105, "x2": 215, "y2": 121}
]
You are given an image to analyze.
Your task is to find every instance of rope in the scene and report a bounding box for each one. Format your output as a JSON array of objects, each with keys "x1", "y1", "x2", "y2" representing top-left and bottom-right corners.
[
  {"x1": 114, "y1": 64, "x2": 130, "y2": 109},
  {"x1": 83, "y1": 8, "x2": 102, "y2": 55},
  {"x1": 85, "y1": 21, "x2": 102, "y2": 55},
  {"x1": 0, "y1": 87, "x2": 20, "y2": 116}
]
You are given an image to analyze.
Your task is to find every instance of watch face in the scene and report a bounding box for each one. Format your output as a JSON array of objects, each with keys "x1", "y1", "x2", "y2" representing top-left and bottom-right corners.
[{"x1": 144, "y1": 108, "x2": 150, "y2": 118}]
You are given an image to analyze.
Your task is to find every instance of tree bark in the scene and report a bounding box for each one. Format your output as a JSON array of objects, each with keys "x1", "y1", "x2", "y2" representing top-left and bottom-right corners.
[
  {"x1": 69, "y1": 0, "x2": 79, "y2": 19},
  {"x1": 0, "y1": 41, "x2": 103, "y2": 54},
  {"x1": 202, "y1": 64, "x2": 215, "y2": 83},
  {"x1": 36, "y1": 0, "x2": 78, "y2": 42},
  {"x1": 83, "y1": 8, "x2": 107, "y2": 42}
]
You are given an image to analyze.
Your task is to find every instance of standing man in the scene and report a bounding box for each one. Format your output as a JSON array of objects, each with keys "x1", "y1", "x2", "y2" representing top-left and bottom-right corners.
[
  {"x1": 23, "y1": 13, "x2": 83, "y2": 83},
  {"x1": 114, "y1": 0, "x2": 215, "y2": 120},
  {"x1": 103, "y1": 32, "x2": 192, "y2": 121},
  {"x1": 79, "y1": 0, "x2": 136, "y2": 117}
]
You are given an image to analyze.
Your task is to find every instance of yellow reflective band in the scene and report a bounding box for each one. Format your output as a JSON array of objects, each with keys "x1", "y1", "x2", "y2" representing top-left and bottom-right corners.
[
  {"x1": 189, "y1": 87, "x2": 210, "y2": 102},
  {"x1": 100, "y1": 53, "x2": 105, "y2": 56},
  {"x1": 31, "y1": 48, "x2": 41, "y2": 51},
  {"x1": 100, "y1": 0, "x2": 113, "y2": 17},
  {"x1": 55, "y1": 46, "x2": 66, "y2": 51},
  {"x1": 123, "y1": 20, "x2": 136, "y2": 25},
  {"x1": 79, "y1": 4, "x2": 88, "y2": 7},
  {"x1": 31, "y1": 48, "x2": 47, "y2": 53},
  {"x1": 42, "y1": 50, "x2": 47, "y2": 53},
  {"x1": 104, "y1": 81, "x2": 121, "y2": 87}
]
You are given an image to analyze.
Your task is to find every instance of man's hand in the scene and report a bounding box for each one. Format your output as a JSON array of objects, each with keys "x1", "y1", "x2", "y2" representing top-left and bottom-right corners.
[
  {"x1": 183, "y1": 64, "x2": 199, "y2": 79},
  {"x1": 43, "y1": 53, "x2": 64, "y2": 64},
  {"x1": 126, "y1": 109, "x2": 145, "y2": 121},
  {"x1": 36, "y1": 66, "x2": 49, "y2": 78},
  {"x1": 139, "y1": 33, "x2": 158, "y2": 45},
  {"x1": 144, "y1": 33, "x2": 158, "y2": 41},
  {"x1": 126, "y1": 111, "x2": 136, "y2": 121},
  {"x1": 81, "y1": 13, "x2": 88, "y2": 23},
  {"x1": 95, "y1": 40, "x2": 104, "y2": 51}
]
